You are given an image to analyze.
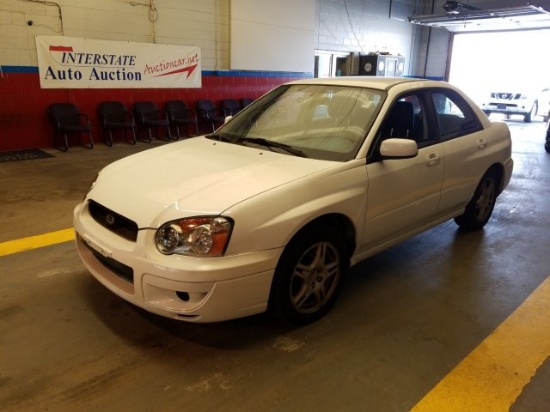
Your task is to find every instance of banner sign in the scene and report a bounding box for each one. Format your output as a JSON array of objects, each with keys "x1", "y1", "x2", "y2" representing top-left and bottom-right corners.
[{"x1": 35, "y1": 36, "x2": 201, "y2": 89}]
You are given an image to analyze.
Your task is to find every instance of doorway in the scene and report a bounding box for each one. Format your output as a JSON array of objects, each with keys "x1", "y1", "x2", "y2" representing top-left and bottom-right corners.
[{"x1": 448, "y1": 29, "x2": 550, "y2": 106}]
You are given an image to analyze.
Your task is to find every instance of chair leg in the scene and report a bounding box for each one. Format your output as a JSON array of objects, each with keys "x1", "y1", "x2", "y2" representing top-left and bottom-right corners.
[
  {"x1": 88, "y1": 131, "x2": 94, "y2": 149},
  {"x1": 137, "y1": 125, "x2": 151, "y2": 143},
  {"x1": 104, "y1": 129, "x2": 113, "y2": 147},
  {"x1": 155, "y1": 126, "x2": 171, "y2": 141},
  {"x1": 168, "y1": 125, "x2": 175, "y2": 140},
  {"x1": 175, "y1": 125, "x2": 180, "y2": 140},
  {"x1": 126, "y1": 128, "x2": 137, "y2": 145},
  {"x1": 54, "y1": 131, "x2": 68, "y2": 152},
  {"x1": 79, "y1": 131, "x2": 94, "y2": 149},
  {"x1": 183, "y1": 123, "x2": 194, "y2": 138}
]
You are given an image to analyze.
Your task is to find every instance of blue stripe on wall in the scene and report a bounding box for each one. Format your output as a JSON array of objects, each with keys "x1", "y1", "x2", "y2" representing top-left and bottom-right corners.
[
  {"x1": 203, "y1": 70, "x2": 313, "y2": 78},
  {"x1": 1, "y1": 66, "x2": 439, "y2": 80},
  {"x1": 1, "y1": 65, "x2": 39, "y2": 73}
]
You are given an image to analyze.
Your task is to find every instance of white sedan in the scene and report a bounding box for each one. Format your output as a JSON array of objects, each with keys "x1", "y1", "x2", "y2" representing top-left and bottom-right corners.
[{"x1": 74, "y1": 77, "x2": 513, "y2": 325}]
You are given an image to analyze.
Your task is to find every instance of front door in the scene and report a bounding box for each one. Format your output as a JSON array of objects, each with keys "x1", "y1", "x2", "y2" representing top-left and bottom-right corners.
[{"x1": 360, "y1": 93, "x2": 444, "y2": 250}]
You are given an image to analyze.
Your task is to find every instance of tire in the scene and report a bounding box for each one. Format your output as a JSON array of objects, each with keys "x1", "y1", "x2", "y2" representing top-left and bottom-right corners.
[
  {"x1": 524, "y1": 101, "x2": 537, "y2": 123},
  {"x1": 269, "y1": 226, "x2": 349, "y2": 325},
  {"x1": 454, "y1": 171, "x2": 498, "y2": 231}
]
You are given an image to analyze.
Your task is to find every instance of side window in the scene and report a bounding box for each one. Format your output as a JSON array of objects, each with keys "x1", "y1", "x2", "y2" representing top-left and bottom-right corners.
[
  {"x1": 431, "y1": 90, "x2": 483, "y2": 140},
  {"x1": 377, "y1": 93, "x2": 435, "y2": 147}
]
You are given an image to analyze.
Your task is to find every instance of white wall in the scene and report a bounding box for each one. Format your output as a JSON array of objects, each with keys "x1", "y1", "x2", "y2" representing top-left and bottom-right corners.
[
  {"x1": 0, "y1": 0, "x2": 229, "y2": 70},
  {"x1": 314, "y1": 0, "x2": 426, "y2": 76},
  {"x1": 230, "y1": 0, "x2": 315, "y2": 72},
  {"x1": 0, "y1": 0, "x2": 440, "y2": 76},
  {"x1": 0, "y1": 0, "x2": 317, "y2": 73}
]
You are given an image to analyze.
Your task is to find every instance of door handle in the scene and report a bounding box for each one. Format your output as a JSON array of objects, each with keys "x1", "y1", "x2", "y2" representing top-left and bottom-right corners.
[
  {"x1": 476, "y1": 138, "x2": 487, "y2": 149},
  {"x1": 425, "y1": 152, "x2": 440, "y2": 167}
]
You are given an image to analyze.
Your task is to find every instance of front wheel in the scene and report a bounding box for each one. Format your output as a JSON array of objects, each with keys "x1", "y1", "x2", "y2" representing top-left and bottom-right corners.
[
  {"x1": 269, "y1": 226, "x2": 349, "y2": 325},
  {"x1": 524, "y1": 101, "x2": 538, "y2": 123},
  {"x1": 454, "y1": 171, "x2": 498, "y2": 231}
]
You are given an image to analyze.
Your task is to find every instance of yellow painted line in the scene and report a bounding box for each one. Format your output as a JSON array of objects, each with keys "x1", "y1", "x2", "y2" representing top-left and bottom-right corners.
[
  {"x1": 412, "y1": 276, "x2": 550, "y2": 412},
  {"x1": 0, "y1": 228, "x2": 75, "y2": 257}
]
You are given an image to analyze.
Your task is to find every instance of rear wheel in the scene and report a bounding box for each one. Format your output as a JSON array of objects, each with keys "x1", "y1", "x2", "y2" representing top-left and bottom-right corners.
[
  {"x1": 454, "y1": 171, "x2": 498, "y2": 231},
  {"x1": 269, "y1": 226, "x2": 348, "y2": 325}
]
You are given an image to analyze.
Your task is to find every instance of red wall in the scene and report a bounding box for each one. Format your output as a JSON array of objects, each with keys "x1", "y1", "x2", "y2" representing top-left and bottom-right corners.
[{"x1": 0, "y1": 69, "x2": 306, "y2": 151}]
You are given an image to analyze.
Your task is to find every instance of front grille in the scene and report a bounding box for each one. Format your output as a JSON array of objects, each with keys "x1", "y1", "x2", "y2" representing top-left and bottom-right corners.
[
  {"x1": 89, "y1": 247, "x2": 134, "y2": 284},
  {"x1": 492, "y1": 92, "x2": 521, "y2": 100},
  {"x1": 88, "y1": 200, "x2": 138, "y2": 241}
]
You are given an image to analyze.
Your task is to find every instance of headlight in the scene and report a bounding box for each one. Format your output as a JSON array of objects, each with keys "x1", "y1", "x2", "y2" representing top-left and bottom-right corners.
[{"x1": 155, "y1": 216, "x2": 233, "y2": 257}]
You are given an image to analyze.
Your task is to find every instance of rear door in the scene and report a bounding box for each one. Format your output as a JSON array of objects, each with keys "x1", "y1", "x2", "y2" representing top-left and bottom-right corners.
[{"x1": 429, "y1": 89, "x2": 486, "y2": 215}]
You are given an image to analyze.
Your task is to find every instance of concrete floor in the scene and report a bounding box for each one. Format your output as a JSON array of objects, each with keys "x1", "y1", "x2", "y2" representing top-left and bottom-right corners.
[{"x1": 1, "y1": 119, "x2": 549, "y2": 412}]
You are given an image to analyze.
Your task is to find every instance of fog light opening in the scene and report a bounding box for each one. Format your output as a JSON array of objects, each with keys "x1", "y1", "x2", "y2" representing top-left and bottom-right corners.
[{"x1": 176, "y1": 291, "x2": 190, "y2": 302}]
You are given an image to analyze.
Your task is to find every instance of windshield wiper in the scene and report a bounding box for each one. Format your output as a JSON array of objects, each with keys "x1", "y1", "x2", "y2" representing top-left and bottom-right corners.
[
  {"x1": 206, "y1": 133, "x2": 232, "y2": 142},
  {"x1": 237, "y1": 137, "x2": 307, "y2": 157}
]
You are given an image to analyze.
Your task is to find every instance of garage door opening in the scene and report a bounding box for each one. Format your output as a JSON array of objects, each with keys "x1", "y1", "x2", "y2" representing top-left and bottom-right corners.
[{"x1": 449, "y1": 30, "x2": 550, "y2": 121}]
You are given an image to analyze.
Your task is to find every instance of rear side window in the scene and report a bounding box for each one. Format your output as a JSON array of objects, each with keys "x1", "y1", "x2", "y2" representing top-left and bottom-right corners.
[{"x1": 431, "y1": 90, "x2": 483, "y2": 140}]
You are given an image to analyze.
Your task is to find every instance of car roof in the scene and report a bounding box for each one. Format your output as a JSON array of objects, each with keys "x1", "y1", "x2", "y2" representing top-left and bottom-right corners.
[{"x1": 287, "y1": 76, "x2": 432, "y2": 91}]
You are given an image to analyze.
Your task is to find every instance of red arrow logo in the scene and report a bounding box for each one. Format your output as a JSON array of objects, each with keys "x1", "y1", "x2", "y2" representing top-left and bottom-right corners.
[{"x1": 153, "y1": 64, "x2": 198, "y2": 78}]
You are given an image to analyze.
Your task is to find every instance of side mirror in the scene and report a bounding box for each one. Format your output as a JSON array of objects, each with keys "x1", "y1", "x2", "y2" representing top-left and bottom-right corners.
[{"x1": 379, "y1": 138, "x2": 418, "y2": 159}]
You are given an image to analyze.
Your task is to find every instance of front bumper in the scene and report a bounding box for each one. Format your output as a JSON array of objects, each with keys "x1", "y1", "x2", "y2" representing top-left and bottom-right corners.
[
  {"x1": 484, "y1": 102, "x2": 532, "y2": 115},
  {"x1": 74, "y1": 202, "x2": 281, "y2": 323}
]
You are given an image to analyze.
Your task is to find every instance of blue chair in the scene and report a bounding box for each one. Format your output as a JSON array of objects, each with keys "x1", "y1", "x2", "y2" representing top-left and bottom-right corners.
[
  {"x1": 48, "y1": 103, "x2": 94, "y2": 151},
  {"x1": 133, "y1": 101, "x2": 173, "y2": 142},
  {"x1": 98, "y1": 101, "x2": 136, "y2": 146},
  {"x1": 196, "y1": 99, "x2": 226, "y2": 133},
  {"x1": 165, "y1": 100, "x2": 199, "y2": 138}
]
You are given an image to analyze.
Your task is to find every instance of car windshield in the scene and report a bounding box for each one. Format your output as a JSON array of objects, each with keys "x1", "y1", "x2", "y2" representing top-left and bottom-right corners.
[{"x1": 209, "y1": 84, "x2": 385, "y2": 161}]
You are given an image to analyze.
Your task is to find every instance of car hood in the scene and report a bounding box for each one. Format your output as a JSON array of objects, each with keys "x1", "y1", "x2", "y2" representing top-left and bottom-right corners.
[{"x1": 89, "y1": 137, "x2": 336, "y2": 227}]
